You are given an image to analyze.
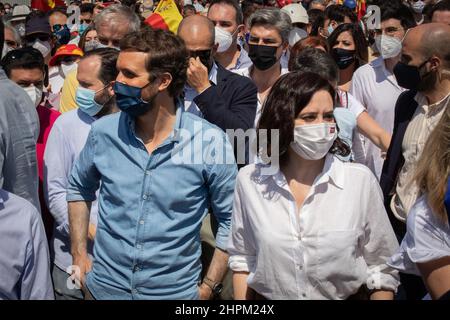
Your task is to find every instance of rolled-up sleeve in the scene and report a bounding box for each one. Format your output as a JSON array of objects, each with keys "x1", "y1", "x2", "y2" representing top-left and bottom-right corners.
[
  {"x1": 66, "y1": 127, "x2": 100, "y2": 203},
  {"x1": 363, "y1": 174, "x2": 401, "y2": 292},
  {"x1": 205, "y1": 131, "x2": 238, "y2": 251},
  {"x1": 44, "y1": 124, "x2": 72, "y2": 236},
  {"x1": 227, "y1": 174, "x2": 256, "y2": 273}
]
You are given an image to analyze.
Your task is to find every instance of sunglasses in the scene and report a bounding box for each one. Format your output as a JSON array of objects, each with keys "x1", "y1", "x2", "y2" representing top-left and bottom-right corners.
[
  {"x1": 26, "y1": 34, "x2": 51, "y2": 43},
  {"x1": 188, "y1": 49, "x2": 212, "y2": 59},
  {"x1": 80, "y1": 19, "x2": 92, "y2": 24}
]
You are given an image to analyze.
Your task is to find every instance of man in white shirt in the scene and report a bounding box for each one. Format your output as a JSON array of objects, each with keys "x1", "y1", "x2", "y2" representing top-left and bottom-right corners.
[
  {"x1": 350, "y1": 3, "x2": 416, "y2": 179},
  {"x1": 381, "y1": 22, "x2": 450, "y2": 300},
  {"x1": 44, "y1": 48, "x2": 119, "y2": 300}
]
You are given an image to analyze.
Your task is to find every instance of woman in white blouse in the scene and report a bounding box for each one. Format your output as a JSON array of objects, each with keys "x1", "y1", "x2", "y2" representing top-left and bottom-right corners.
[
  {"x1": 388, "y1": 102, "x2": 450, "y2": 300},
  {"x1": 228, "y1": 72, "x2": 400, "y2": 300}
]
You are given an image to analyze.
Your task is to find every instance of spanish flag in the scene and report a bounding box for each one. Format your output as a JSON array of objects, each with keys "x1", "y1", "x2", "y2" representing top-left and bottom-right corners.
[
  {"x1": 31, "y1": 0, "x2": 65, "y2": 12},
  {"x1": 144, "y1": 0, "x2": 183, "y2": 34}
]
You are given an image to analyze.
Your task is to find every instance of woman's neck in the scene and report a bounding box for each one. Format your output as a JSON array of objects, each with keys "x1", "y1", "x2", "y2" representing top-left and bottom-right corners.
[
  {"x1": 281, "y1": 149, "x2": 326, "y2": 186},
  {"x1": 338, "y1": 62, "x2": 356, "y2": 88}
]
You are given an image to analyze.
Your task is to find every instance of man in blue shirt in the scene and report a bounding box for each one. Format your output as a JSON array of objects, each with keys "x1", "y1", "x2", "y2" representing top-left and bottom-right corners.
[{"x1": 67, "y1": 27, "x2": 237, "y2": 300}]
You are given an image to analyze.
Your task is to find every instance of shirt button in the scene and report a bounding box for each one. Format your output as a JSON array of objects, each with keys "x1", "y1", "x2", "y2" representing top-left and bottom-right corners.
[
  {"x1": 132, "y1": 289, "x2": 138, "y2": 294},
  {"x1": 142, "y1": 195, "x2": 147, "y2": 200},
  {"x1": 145, "y1": 170, "x2": 151, "y2": 175},
  {"x1": 133, "y1": 265, "x2": 140, "y2": 272},
  {"x1": 302, "y1": 293, "x2": 307, "y2": 298},
  {"x1": 136, "y1": 244, "x2": 142, "y2": 249},
  {"x1": 139, "y1": 220, "x2": 144, "y2": 225}
]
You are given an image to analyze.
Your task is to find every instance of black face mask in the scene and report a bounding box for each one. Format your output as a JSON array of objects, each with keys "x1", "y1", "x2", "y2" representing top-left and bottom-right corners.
[
  {"x1": 248, "y1": 44, "x2": 279, "y2": 71},
  {"x1": 189, "y1": 49, "x2": 214, "y2": 72},
  {"x1": 331, "y1": 48, "x2": 356, "y2": 70},
  {"x1": 393, "y1": 59, "x2": 433, "y2": 91}
]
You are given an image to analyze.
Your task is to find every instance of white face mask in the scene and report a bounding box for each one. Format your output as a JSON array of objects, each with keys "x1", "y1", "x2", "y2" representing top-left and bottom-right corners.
[
  {"x1": 290, "y1": 123, "x2": 337, "y2": 160},
  {"x1": 31, "y1": 39, "x2": 52, "y2": 58},
  {"x1": 23, "y1": 85, "x2": 43, "y2": 108},
  {"x1": 215, "y1": 26, "x2": 234, "y2": 53},
  {"x1": 411, "y1": 1, "x2": 425, "y2": 14},
  {"x1": 288, "y1": 27, "x2": 308, "y2": 47},
  {"x1": 375, "y1": 34, "x2": 402, "y2": 60},
  {"x1": 60, "y1": 61, "x2": 78, "y2": 77}
]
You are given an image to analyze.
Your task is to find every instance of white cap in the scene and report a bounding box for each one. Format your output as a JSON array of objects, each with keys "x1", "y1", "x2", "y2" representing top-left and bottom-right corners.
[
  {"x1": 9, "y1": 5, "x2": 31, "y2": 22},
  {"x1": 281, "y1": 3, "x2": 309, "y2": 25},
  {"x1": 184, "y1": 0, "x2": 193, "y2": 5}
]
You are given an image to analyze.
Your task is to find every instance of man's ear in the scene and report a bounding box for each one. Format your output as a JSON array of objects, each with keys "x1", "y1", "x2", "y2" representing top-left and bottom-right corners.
[
  {"x1": 429, "y1": 55, "x2": 441, "y2": 72},
  {"x1": 107, "y1": 82, "x2": 115, "y2": 96},
  {"x1": 157, "y1": 73, "x2": 173, "y2": 92}
]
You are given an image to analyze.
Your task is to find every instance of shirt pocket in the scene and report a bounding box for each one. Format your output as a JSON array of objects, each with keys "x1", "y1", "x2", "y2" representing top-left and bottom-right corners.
[{"x1": 316, "y1": 230, "x2": 359, "y2": 283}]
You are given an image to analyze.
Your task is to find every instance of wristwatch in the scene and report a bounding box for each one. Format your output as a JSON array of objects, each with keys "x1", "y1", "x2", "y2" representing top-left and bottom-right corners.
[{"x1": 202, "y1": 277, "x2": 223, "y2": 297}]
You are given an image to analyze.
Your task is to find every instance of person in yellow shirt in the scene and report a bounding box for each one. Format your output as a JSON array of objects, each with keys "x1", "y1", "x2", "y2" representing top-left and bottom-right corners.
[{"x1": 59, "y1": 69, "x2": 79, "y2": 113}]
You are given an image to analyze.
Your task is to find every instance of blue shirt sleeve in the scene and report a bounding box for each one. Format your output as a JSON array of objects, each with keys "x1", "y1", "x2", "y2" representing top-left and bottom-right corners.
[
  {"x1": 445, "y1": 177, "x2": 450, "y2": 225},
  {"x1": 204, "y1": 131, "x2": 238, "y2": 251},
  {"x1": 66, "y1": 127, "x2": 100, "y2": 203}
]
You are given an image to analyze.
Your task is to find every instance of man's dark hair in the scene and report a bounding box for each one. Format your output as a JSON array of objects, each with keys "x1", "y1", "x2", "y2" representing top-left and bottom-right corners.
[
  {"x1": 120, "y1": 27, "x2": 188, "y2": 97},
  {"x1": 429, "y1": 0, "x2": 450, "y2": 21},
  {"x1": 209, "y1": 0, "x2": 244, "y2": 25},
  {"x1": 82, "y1": 48, "x2": 120, "y2": 85},
  {"x1": 324, "y1": 4, "x2": 357, "y2": 24},
  {"x1": 47, "y1": 6, "x2": 68, "y2": 18},
  {"x1": 0, "y1": 19, "x2": 4, "y2": 55},
  {"x1": 379, "y1": 2, "x2": 416, "y2": 30},
  {"x1": 0, "y1": 47, "x2": 45, "y2": 78},
  {"x1": 289, "y1": 47, "x2": 339, "y2": 84},
  {"x1": 308, "y1": 8, "x2": 324, "y2": 36},
  {"x1": 80, "y1": 3, "x2": 95, "y2": 14},
  {"x1": 183, "y1": 4, "x2": 196, "y2": 13}
]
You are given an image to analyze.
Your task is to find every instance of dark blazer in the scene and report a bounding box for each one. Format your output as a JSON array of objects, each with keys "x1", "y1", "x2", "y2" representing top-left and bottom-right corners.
[
  {"x1": 380, "y1": 90, "x2": 418, "y2": 237},
  {"x1": 194, "y1": 63, "x2": 257, "y2": 132}
]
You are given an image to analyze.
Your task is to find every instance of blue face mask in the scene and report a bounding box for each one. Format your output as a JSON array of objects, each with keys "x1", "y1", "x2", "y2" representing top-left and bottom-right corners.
[
  {"x1": 75, "y1": 86, "x2": 105, "y2": 117},
  {"x1": 113, "y1": 81, "x2": 154, "y2": 117},
  {"x1": 79, "y1": 23, "x2": 89, "y2": 36},
  {"x1": 54, "y1": 24, "x2": 71, "y2": 45},
  {"x1": 327, "y1": 24, "x2": 335, "y2": 37}
]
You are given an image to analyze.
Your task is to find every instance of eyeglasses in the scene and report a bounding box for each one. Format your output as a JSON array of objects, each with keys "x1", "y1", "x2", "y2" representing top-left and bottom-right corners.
[{"x1": 188, "y1": 49, "x2": 212, "y2": 59}]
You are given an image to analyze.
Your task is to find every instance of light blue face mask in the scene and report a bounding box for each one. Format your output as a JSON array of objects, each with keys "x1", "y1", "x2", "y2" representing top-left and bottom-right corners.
[
  {"x1": 75, "y1": 86, "x2": 107, "y2": 117},
  {"x1": 327, "y1": 24, "x2": 335, "y2": 37}
]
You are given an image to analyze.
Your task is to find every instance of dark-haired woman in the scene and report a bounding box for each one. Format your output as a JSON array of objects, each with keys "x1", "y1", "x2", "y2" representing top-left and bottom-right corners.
[
  {"x1": 328, "y1": 23, "x2": 368, "y2": 92},
  {"x1": 228, "y1": 72, "x2": 399, "y2": 300}
]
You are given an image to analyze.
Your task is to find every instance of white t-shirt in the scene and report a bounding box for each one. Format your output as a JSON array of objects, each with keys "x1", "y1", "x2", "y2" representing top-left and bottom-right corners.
[{"x1": 350, "y1": 57, "x2": 406, "y2": 179}]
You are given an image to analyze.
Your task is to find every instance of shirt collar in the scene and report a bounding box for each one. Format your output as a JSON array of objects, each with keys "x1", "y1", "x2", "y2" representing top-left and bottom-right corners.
[
  {"x1": 127, "y1": 98, "x2": 184, "y2": 144},
  {"x1": 258, "y1": 153, "x2": 345, "y2": 190},
  {"x1": 414, "y1": 91, "x2": 450, "y2": 113},
  {"x1": 209, "y1": 62, "x2": 218, "y2": 85}
]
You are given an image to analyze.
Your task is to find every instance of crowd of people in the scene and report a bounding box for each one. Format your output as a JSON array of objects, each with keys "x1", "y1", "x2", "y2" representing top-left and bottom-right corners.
[{"x1": 0, "y1": 0, "x2": 449, "y2": 300}]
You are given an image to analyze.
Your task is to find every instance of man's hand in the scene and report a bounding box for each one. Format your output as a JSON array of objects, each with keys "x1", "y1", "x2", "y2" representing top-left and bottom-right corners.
[
  {"x1": 72, "y1": 253, "x2": 92, "y2": 290},
  {"x1": 198, "y1": 283, "x2": 213, "y2": 300},
  {"x1": 187, "y1": 57, "x2": 211, "y2": 94}
]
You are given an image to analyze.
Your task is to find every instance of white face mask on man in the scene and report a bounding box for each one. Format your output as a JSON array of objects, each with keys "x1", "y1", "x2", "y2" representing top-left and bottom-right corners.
[
  {"x1": 290, "y1": 123, "x2": 337, "y2": 160},
  {"x1": 375, "y1": 34, "x2": 402, "y2": 60},
  {"x1": 215, "y1": 26, "x2": 238, "y2": 53},
  {"x1": 23, "y1": 85, "x2": 43, "y2": 108}
]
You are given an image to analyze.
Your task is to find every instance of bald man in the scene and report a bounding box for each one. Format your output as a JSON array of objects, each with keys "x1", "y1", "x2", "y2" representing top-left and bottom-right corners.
[
  {"x1": 381, "y1": 23, "x2": 450, "y2": 300},
  {"x1": 178, "y1": 15, "x2": 257, "y2": 163}
]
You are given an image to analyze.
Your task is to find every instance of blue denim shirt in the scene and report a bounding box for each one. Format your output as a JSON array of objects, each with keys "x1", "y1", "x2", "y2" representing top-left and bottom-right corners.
[{"x1": 67, "y1": 103, "x2": 237, "y2": 299}]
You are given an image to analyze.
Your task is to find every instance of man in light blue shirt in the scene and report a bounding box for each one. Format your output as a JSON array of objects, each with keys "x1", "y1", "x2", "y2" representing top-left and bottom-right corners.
[
  {"x1": 44, "y1": 48, "x2": 119, "y2": 300},
  {"x1": 67, "y1": 28, "x2": 237, "y2": 300},
  {"x1": 0, "y1": 189, "x2": 54, "y2": 300}
]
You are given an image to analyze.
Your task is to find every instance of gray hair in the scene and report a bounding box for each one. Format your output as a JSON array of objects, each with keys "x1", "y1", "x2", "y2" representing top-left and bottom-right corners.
[
  {"x1": 3, "y1": 21, "x2": 22, "y2": 47},
  {"x1": 94, "y1": 4, "x2": 141, "y2": 33},
  {"x1": 248, "y1": 8, "x2": 292, "y2": 44}
]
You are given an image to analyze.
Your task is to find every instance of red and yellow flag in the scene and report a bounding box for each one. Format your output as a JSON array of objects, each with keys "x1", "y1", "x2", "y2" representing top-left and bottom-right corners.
[
  {"x1": 31, "y1": 0, "x2": 65, "y2": 12},
  {"x1": 144, "y1": 0, "x2": 183, "y2": 34}
]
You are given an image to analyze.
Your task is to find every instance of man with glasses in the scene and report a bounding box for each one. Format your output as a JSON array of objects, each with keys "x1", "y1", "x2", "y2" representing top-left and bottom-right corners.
[
  {"x1": 350, "y1": 3, "x2": 416, "y2": 180},
  {"x1": 2, "y1": 21, "x2": 22, "y2": 58}
]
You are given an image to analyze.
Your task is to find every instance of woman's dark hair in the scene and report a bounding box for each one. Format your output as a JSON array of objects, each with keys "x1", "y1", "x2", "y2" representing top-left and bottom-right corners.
[
  {"x1": 258, "y1": 72, "x2": 350, "y2": 163},
  {"x1": 328, "y1": 23, "x2": 368, "y2": 69},
  {"x1": 120, "y1": 26, "x2": 188, "y2": 97},
  {"x1": 78, "y1": 25, "x2": 95, "y2": 52}
]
